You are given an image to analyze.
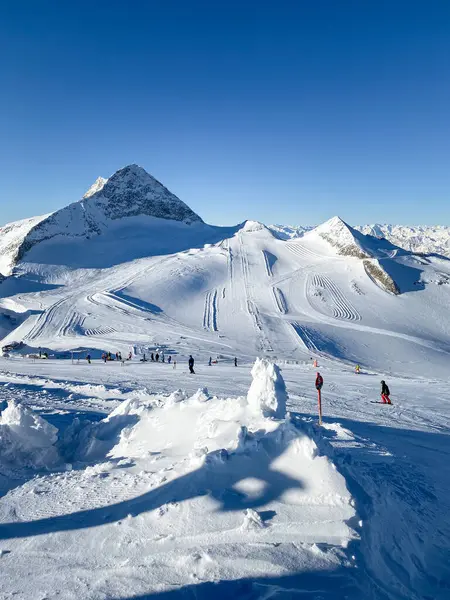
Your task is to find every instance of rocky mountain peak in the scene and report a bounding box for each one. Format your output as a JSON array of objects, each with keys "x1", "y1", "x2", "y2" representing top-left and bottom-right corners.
[
  {"x1": 83, "y1": 176, "x2": 108, "y2": 199},
  {"x1": 88, "y1": 164, "x2": 203, "y2": 225}
]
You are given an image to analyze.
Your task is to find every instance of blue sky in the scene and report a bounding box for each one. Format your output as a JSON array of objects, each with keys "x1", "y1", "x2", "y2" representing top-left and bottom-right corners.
[{"x1": 1, "y1": 1, "x2": 450, "y2": 227}]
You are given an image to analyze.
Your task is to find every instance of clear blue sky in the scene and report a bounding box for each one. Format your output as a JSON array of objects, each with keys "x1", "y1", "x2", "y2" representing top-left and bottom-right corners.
[{"x1": 1, "y1": 0, "x2": 450, "y2": 227}]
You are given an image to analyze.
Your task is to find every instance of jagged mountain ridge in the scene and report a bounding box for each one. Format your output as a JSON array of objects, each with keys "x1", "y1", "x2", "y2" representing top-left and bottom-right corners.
[
  {"x1": 269, "y1": 223, "x2": 450, "y2": 257},
  {"x1": 83, "y1": 176, "x2": 107, "y2": 198}
]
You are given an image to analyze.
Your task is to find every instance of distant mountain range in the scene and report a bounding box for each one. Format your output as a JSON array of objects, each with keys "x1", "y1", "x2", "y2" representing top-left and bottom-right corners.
[{"x1": 269, "y1": 223, "x2": 450, "y2": 257}]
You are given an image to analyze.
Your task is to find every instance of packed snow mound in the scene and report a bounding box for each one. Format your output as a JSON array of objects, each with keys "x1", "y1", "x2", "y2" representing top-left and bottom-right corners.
[
  {"x1": 83, "y1": 176, "x2": 107, "y2": 198},
  {"x1": 1, "y1": 164, "x2": 204, "y2": 272},
  {"x1": 0, "y1": 400, "x2": 59, "y2": 470},
  {"x1": 247, "y1": 358, "x2": 287, "y2": 419},
  {"x1": 58, "y1": 372, "x2": 354, "y2": 541}
]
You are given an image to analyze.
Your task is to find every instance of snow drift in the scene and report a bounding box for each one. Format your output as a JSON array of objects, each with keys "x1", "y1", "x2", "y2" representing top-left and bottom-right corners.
[{"x1": 0, "y1": 400, "x2": 59, "y2": 470}]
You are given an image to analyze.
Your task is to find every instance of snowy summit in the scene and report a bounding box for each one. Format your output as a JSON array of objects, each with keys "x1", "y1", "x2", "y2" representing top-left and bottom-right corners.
[{"x1": 83, "y1": 176, "x2": 108, "y2": 198}]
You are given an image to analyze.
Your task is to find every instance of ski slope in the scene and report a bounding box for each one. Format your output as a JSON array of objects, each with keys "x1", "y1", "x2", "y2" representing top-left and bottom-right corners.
[{"x1": 2, "y1": 217, "x2": 450, "y2": 380}]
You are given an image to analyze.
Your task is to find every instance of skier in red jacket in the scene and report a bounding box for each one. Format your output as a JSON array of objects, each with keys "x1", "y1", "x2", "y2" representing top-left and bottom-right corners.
[
  {"x1": 315, "y1": 372, "x2": 323, "y2": 391},
  {"x1": 381, "y1": 380, "x2": 392, "y2": 404}
]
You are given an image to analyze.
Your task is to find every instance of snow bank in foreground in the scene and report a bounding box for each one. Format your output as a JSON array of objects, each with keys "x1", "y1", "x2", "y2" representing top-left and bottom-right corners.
[
  {"x1": 0, "y1": 361, "x2": 359, "y2": 598},
  {"x1": 247, "y1": 357, "x2": 287, "y2": 419},
  {"x1": 61, "y1": 360, "x2": 288, "y2": 463},
  {"x1": 0, "y1": 400, "x2": 59, "y2": 470}
]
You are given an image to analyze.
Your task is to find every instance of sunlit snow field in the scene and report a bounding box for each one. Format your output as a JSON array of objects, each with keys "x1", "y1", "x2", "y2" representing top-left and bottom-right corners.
[{"x1": 0, "y1": 355, "x2": 449, "y2": 600}]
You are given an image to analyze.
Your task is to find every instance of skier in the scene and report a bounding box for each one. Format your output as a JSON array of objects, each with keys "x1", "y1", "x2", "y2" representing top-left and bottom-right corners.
[
  {"x1": 115, "y1": 352, "x2": 119, "y2": 361},
  {"x1": 128, "y1": 351, "x2": 132, "y2": 361},
  {"x1": 168, "y1": 355, "x2": 172, "y2": 364},
  {"x1": 208, "y1": 356, "x2": 212, "y2": 366},
  {"x1": 380, "y1": 380, "x2": 392, "y2": 404},
  {"x1": 162, "y1": 353, "x2": 165, "y2": 363},
  {"x1": 315, "y1": 372, "x2": 323, "y2": 391},
  {"x1": 86, "y1": 354, "x2": 91, "y2": 364},
  {"x1": 355, "y1": 364, "x2": 361, "y2": 374},
  {"x1": 188, "y1": 355, "x2": 195, "y2": 374},
  {"x1": 155, "y1": 353, "x2": 159, "y2": 362},
  {"x1": 313, "y1": 359, "x2": 318, "y2": 368},
  {"x1": 173, "y1": 360, "x2": 177, "y2": 369},
  {"x1": 234, "y1": 357, "x2": 238, "y2": 367},
  {"x1": 102, "y1": 353, "x2": 107, "y2": 363},
  {"x1": 151, "y1": 353, "x2": 154, "y2": 361}
]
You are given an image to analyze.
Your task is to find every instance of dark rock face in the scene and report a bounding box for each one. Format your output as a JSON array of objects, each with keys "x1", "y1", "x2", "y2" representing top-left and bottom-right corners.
[{"x1": 97, "y1": 165, "x2": 203, "y2": 224}]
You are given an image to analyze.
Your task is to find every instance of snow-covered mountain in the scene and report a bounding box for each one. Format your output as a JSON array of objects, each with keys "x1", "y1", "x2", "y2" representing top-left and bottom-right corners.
[
  {"x1": 1, "y1": 167, "x2": 450, "y2": 378},
  {"x1": 355, "y1": 223, "x2": 450, "y2": 257},
  {"x1": 0, "y1": 164, "x2": 204, "y2": 275},
  {"x1": 269, "y1": 223, "x2": 450, "y2": 257},
  {"x1": 269, "y1": 224, "x2": 314, "y2": 240}
]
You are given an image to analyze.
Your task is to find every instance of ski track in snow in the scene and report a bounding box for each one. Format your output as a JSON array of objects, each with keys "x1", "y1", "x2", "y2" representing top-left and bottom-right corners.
[
  {"x1": 286, "y1": 242, "x2": 322, "y2": 260},
  {"x1": 202, "y1": 289, "x2": 218, "y2": 331},
  {"x1": 272, "y1": 286, "x2": 288, "y2": 314},
  {"x1": 307, "y1": 274, "x2": 361, "y2": 322},
  {"x1": 239, "y1": 234, "x2": 273, "y2": 352},
  {"x1": 290, "y1": 321, "x2": 319, "y2": 353},
  {"x1": 262, "y1": 250, "x2": 277, "y2": 277}
]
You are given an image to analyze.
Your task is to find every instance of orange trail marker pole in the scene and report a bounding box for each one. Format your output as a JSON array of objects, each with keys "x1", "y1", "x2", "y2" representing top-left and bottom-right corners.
[{"x1": 318, "y1": 389, "x2": 322, "y2": 425}]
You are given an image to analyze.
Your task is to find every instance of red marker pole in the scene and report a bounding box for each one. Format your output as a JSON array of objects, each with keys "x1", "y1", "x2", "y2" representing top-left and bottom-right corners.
[{"x1": 318, "y1": 389, "x2": 322, "y2": 425}]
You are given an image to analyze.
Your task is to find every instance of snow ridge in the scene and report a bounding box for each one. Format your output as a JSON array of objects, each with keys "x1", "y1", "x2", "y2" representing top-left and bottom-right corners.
[{"x1": 83, "y1": 176, "x2": 107, "y2": 198}]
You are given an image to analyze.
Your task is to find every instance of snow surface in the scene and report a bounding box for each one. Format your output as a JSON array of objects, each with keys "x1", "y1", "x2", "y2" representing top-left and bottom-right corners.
[{"x1": 0, "y1": 356, "x2": 449, "y2": 599}]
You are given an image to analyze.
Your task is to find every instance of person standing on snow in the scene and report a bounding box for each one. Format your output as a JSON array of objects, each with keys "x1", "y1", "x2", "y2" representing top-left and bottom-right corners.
[
  {"x1": 315, "y1": 372, "x2": 323, "y2": 391},
  {"x1": 188, "y1": 355, "x2": 195, "y2": 374},
  {"x1": 380, "y1": 380, "x2": 392, "y2": 404},
  {"x1": 155, "y1": 353, "x2": 159, "y2": 362},
  {"x1": 355, "y1": 364, "x2": 361, "y2": 374},
  {"x1": 208, "y1": 357, "x2": 212, "y2": 366},
  {"x1": 234, "y1": 357, "x2": 238, "y2": 367}
]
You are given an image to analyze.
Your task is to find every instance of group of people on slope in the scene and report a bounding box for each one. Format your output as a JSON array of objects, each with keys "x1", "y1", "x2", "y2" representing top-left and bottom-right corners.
[
  {"x1": 141, "y1": 352, "x2": 174, "y2": 365},
  {"x1": 315, "y1": 371, "x2": 392, "y2": 404}
]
